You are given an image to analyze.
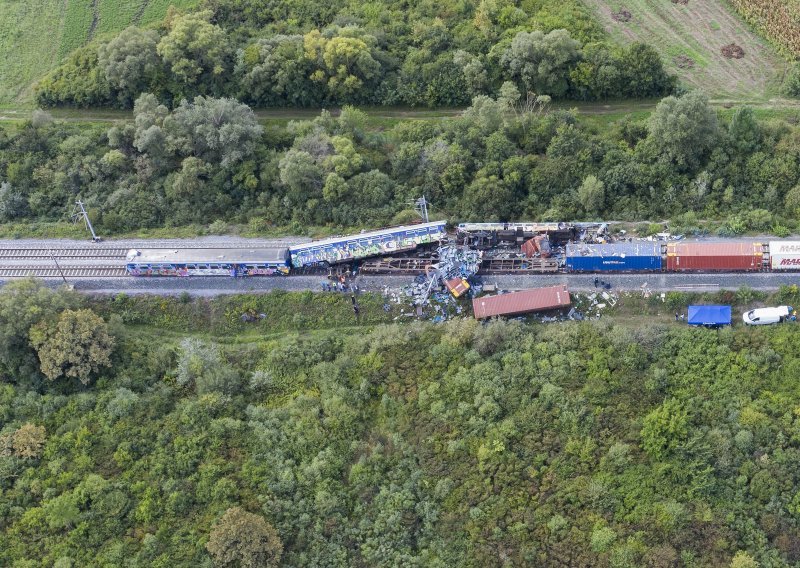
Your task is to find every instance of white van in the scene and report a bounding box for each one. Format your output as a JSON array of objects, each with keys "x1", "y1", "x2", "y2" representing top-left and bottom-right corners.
[{"x1": 742, "y1": 306, "x2": 796, "y2": 325}]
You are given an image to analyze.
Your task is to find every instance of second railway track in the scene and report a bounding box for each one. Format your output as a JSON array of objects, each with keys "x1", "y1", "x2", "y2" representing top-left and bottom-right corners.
[
  {"x1": 0, "y1": 248, "x2": 130, "y2": 260},
  {"x1": 0, "y1": 266, "x2": 127, "y2": 278}
]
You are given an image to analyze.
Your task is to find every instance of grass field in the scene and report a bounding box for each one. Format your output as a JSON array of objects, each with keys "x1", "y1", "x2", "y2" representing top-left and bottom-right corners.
[
  {"x1": 0, "y1": 0, "x2": 198, "y2": 107},
  {"x1": 580, "y1": 0, "x2": 789, "y2": 99}
]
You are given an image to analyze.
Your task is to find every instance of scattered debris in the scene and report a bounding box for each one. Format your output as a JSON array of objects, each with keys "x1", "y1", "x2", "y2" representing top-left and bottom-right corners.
[
  {"x1": 722, "y1": 43, "x2": 744, "y2": 59},
  {"x1": 611, "y1": 8, "x2": 632, "y2": 22},
  {"x1": 673, "y1": 54, "x2": 695, "y2": 69},
  {"x1": 580, "y1": 290, "x2": 620, "y2": 318},
  {"x1": 671, "y1": 0, "x2": 688, "y2": 5},
  {"x1": 381, "y1": 245, "x2": 483, "y2": 322},
  {"x1": 435, "y1": 246, "x2": 483, "y2": 281},
  {"x1": 521, "y1": 235, "x2": 552, "y2": 258}
]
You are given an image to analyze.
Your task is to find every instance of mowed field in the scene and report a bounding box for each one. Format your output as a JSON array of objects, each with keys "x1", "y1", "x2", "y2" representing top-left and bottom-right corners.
[
  {"x1": 0, "y1": 0, "x2": 198, "y2": 107},
  {"x1": 581, "y1": 0, "x2": 788, "y2": 99}
]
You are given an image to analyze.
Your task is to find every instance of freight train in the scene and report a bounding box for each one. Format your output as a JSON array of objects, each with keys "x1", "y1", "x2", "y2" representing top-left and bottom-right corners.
[{"x1": 124, "y1": 220, "x2": 800, "y2": 277}]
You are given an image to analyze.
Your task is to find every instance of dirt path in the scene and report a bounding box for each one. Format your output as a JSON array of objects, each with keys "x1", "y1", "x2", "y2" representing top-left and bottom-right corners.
[
  {"x1": 581, "y1": 0, "x2": 788, "y2": 99},
  {"x1": 1, "y1": 99, "x2": 799, "y2": 124}
]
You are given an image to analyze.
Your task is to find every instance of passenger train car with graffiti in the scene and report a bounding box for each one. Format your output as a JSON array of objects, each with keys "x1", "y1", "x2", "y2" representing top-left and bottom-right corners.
[{"x1": 124, "y1": 220, "x2": 800, "y2": 277}]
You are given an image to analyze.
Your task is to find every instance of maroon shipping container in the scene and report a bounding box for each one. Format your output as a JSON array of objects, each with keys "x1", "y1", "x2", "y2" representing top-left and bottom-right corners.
[
  {"x1": 666, "y1": 242, "x2": 764, "y2": 271},
  {"x1": 473, "y1": 285, "x2": 570, "y2": 319}
]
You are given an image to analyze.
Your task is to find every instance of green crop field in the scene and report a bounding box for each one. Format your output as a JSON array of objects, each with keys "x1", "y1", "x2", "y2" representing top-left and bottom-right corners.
[
  {"x1": 581, "y1": 0, "x2": 788, "y2": 99},
  {"x1": 0, "y1": 0, "x2": 198, "y2": 107}
]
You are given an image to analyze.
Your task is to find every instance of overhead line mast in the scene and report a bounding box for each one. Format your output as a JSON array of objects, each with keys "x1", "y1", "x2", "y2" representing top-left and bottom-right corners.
[{"x1": 72, "y1": 200, "x2": 100, "y2": 242}]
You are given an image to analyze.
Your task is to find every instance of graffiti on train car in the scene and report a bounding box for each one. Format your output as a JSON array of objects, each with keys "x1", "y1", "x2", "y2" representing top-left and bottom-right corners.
[{"x1": 291, "y1": 231, "x2": 443, "y2": 268}]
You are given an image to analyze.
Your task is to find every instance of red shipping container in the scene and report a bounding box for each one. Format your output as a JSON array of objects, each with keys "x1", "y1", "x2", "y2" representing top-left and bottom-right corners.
[
  {"x1": 666, "y1": 242, "x2": 764, "y2": 271},
  {"x1": 472, "y1": 285, "x2": 570, "y2": 319}
]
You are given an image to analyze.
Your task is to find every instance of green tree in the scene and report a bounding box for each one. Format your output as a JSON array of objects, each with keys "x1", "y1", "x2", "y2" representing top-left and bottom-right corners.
[
  {"x1": 783, "y1": 62, "x2": 800, "y2": 97},
  {"x1": 453, "y1": 50, "x2": 488, "y2": 97},
  {"x1": 176, "y1": 338, "x2": 241, "y2": 395},
  {"x1": 646, "y1": 91, "x2": 719, "y2": 170},
  {"x1": 43, "y1": 492, "x2": 80, "y2": 529},
  {"x1": 501, "y1": 29, "x2": 582, "y2": 97},
  {"x1": 730, "y1": 551, "x2": 759, "y2": 568},
  {"x1": 29, "y1": 309, "x2": 115, "y2": 384},
  {"x1": 98, "y1": 27, "x2": 162, "y2": 105},
  {"x1": 132, "y1": 92, "x2": 170, "y2": 161},
  {"x1": 236, "y1": 35, "x2": 315, "y2": 107},
  {"x1": 206, "y1": 507, "x2": 283, "y2": 568},
  {"x1": 304, "y1": 29, "x2": 382, "y2": 101},
  {"x1": 785, "y1": 184, "x2": 800, "y2": 217},
  {"x1": 157, "y1": 11, "x2": 230, "y2": 94},
  {"x1": 0, "y1": 279, "x2": 78, "y2": 381},
  {"x1": 35, "y1": 44, "x2": 113, "y2": 107},
  {"x1": 577, "y1": 174, "x2": 605, "y2": 216},
  {"x1": 616, "y1": 43, "x2": 674, "y2": 98},
  {"x1": 167, "y1": 96, "x2": 264, "y2": 167},
  {"x1": 279, "y1": 149, "x2": 325, "y2": 203},
  {"x1": 640, "y1": 399, "x2": 689, "y2": 460}
]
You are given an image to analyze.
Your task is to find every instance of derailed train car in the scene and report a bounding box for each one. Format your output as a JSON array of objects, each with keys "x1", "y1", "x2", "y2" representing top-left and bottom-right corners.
[{"x1": 289, "y1": 221, "x2": 447, "y2": 268}]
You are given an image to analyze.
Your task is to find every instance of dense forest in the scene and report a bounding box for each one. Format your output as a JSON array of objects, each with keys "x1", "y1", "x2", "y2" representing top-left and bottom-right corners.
[
  {"x1": 35, "y1": 0, "x2": 675, "y2": 108},
  {"x1": 3, "y1": 280, "x2": 800, "y2": 566},
  {"x1": 2, "y1": 92, "x2": 800, "y2": 234}
]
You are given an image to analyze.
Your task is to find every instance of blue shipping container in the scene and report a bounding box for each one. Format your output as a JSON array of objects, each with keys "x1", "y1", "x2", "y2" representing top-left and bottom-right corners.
[
  {"x1": 687, "y1": 305, "x2": 731, "y2": 326},
  {"x1": 565, "y1": 242, "x2": 662, "y2": 272}
]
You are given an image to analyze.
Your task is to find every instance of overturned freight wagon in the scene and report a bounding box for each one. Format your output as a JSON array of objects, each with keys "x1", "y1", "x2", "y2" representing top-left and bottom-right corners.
[
  {"x1": 472, "y1": 285, "x2": 571, "y2": 319},
  {"x1": 666, "y1": 242, "x2": 763, "y2": 271},
  {"x1": 565, "y1": 242, "x2": 662, "y2": 272}
]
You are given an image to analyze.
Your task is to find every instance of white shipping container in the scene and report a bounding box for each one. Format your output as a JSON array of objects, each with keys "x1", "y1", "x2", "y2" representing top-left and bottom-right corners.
[{"x1": 769, "y1": 241, "x2": 800, "y2": 269}]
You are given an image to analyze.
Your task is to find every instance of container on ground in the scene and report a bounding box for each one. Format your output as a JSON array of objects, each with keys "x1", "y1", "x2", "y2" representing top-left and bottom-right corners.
[
  {"x1": 473, "y1": 285, "x2": 571, "y2": 319},
  {"x1": 565, "y1": 242, "x2": 662, "y2": 272},
  {"x1": 666, "y1": 242, "x2": 764, "y2": 271}
]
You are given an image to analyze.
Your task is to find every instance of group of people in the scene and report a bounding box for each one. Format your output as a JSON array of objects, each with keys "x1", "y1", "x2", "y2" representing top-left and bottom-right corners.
[
  {"x1": 321, "y1": 273, "x2": 359, "y2": 293},
  {"x1": 593, "y1": 277, "x2": 612, "y2": 290}
]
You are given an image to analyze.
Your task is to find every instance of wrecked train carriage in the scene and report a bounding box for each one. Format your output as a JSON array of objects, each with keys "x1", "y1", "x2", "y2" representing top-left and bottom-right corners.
[
  {"x1": 457, "y1": 222, "x2": 576, "y2": 249},
  {"x1": 289, "y1": 221, "x2": 447, "y2": 268}
]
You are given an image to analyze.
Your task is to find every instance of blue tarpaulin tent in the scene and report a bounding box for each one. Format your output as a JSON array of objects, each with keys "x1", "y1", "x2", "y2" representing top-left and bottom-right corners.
[{"x1": 687, "y1": 305, "x2": 732, "y2": 326}]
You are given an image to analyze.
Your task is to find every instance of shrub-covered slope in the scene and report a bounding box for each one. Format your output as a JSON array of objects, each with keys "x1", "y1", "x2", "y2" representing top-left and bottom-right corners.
[{"x1": 3, "y1": 284, "x2": 800, "y2": 566}]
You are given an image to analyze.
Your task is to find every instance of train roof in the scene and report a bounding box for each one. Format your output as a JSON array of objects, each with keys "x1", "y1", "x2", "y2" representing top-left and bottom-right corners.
[
  {"x1": 457, "y1": 222, "x2": 570, "y2": 231},
  {"x1": 289, "y1": 221, "x2": 446, "y2": 251},
  {"x1": 566, "y1": 242, "x2": 662, "y2": 256},
  {"x1": 126, "y1": 248, "x2": 289, "y2": 264}
]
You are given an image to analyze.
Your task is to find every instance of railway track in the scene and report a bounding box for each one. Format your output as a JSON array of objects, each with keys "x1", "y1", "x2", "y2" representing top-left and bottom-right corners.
[
  {"x1": 0, "y1": 248, "x2": 129, "y2": 260},
  {"x1": 0, "y1": 266, "x2": 127, "y2": 278}
]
